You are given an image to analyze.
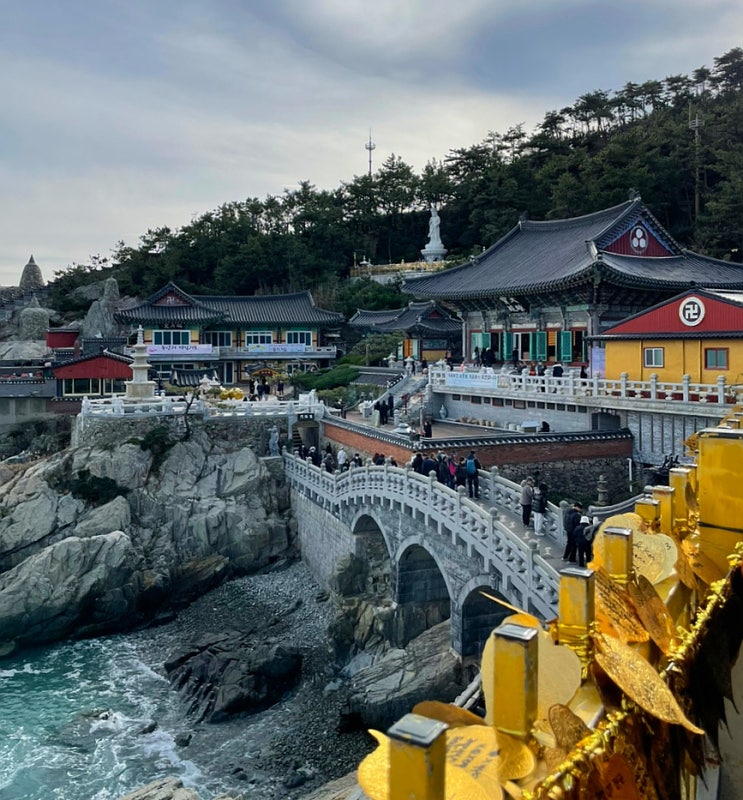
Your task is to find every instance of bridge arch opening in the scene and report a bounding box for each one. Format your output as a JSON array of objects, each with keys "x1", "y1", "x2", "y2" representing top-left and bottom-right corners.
[
  {"x1": 395, "y1": 544, "x2": 451, "y2": 647},
  {"x1": 352, "y1": 513, "x2": 393, "y2": 599},
  {"x1": 460, "y1": 585, "x2": 511, "y2": 660}
]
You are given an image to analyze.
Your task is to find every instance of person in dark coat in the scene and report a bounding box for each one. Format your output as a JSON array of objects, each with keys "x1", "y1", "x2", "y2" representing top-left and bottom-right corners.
[
  {"x1": 387, "y1": 395, "x2": 394, "y2": 419},
  {"x1": 532, "y1": 482, "x2": 548, "y2": 536},
  {"x1": 454, "y1": 457, "x2": 468, "y2": 489},
  {"x1": 423, "y1": 419, "x2": 432, "y2": 438},
  {"x1": 577, "y1": 516, "x2": 598, "y2": 567},
  {"x1": 436, "y1": 453, "x2": 450, "y2": 484},
  {"x1": 412, "y1": 451, "x2": 424, "y2": 473},
  {"x1": 421, "y1": 453, "x2": 438, "y2": 476},
  {"x1": 562, "y1": 502, "x2": 583, "y2": 562}
]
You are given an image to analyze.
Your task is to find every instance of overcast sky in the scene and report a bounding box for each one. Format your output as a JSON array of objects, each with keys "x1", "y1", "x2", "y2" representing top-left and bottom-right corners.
[{"x1": 2, "y1": 0, "x2": 741, "y2": 287}]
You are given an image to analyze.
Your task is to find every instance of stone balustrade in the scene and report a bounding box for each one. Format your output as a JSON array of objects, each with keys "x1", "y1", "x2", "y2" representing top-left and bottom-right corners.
[
  {"x1": 283, "y1": 451, "x2": 561, "y2": 620},
  {"x1": 429, "y1": 366, "x2": 733, "y2": 408},
  {"x1": 79, "y1": 394, "x2": 327, "y2": 420}
]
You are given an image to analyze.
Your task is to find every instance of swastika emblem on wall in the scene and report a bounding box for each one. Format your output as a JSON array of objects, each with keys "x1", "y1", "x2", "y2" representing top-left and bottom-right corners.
[{"x1": 678, "y1": 296, "x2": 706, "y2": 327}]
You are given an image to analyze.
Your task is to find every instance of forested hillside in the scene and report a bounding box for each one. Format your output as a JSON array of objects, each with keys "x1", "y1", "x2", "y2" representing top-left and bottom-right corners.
[{"x1": 53, "y1": 47, "x2": 743, "y2": 308}]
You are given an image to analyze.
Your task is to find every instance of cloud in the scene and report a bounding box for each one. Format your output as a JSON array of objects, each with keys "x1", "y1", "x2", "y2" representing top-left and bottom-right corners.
[{"x1": 0, "y1": 0, "x2": 741, "y2": 285}]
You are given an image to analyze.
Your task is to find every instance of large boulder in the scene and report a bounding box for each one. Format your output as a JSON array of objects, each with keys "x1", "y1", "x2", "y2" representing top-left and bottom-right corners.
[
  {"x1": 0, "y1": 531, "x2": 141, "y2": 644},
  {"x1": 0, "y1": 425, "x2": 293, "y2": 649},
  {"x1": 340, "y1": 621, "x2": 462, "y2": 730},
  {"x1": 165, "y1": 630, "x2": 302, "y2": 723},
  {"x1": 114, "y1": 777, "x2": 241, "y2": 800}
]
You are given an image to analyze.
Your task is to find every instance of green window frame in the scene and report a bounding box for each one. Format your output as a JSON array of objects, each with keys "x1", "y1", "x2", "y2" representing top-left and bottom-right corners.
[
  {"x1": 704, "y1": 348, "x2": 728, "y2": 369},
  {"x1": 535, "y1": 331, "x2": 547, "y2": 361},
  {"x1": 153, "y1": 330, "x2": 190, "y2": 346}
]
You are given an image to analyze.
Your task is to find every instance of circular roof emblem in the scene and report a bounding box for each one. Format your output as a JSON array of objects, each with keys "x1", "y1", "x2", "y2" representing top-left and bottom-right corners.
[
  {"x1": 630, "y1": 225, "x2": 648, "y2": 253},
  {"x1": 679, "y1": 296, "x2": 705, "y2": 327}
]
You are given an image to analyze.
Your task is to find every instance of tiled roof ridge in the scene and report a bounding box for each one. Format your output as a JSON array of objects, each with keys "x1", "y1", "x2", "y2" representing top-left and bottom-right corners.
[
  {"x1": 519, "y1": 198, "x2": 635, "y2": 233},
  {"x1": 54, "y1": 348, "x2": 133, "y2": 368}
]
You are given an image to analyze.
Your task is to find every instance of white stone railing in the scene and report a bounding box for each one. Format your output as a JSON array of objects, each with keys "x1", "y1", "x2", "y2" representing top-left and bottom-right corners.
[
  {"x1": 283, "y1": 452, "x2": 560, "y2": 619},
  {"x1": 428, "y1": 366, "x2": 734, "y2": 408},
  {"x1": 79, "y1": 394, "x2": 327, "y2": 421}
]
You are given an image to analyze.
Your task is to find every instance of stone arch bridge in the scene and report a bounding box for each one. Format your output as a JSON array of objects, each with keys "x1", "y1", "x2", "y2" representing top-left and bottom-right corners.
[{"x1": 284, "y1": 453, "x2": 562, "y2": 658}]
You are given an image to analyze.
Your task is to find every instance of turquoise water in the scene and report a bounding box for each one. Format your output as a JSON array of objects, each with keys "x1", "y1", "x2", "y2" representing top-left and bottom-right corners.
[{"x1": 0, "y1": 635, "x2": 207, "y2": 800}]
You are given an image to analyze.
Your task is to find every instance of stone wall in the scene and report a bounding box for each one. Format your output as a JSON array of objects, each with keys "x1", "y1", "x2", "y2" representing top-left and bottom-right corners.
[
  {"x1": 291, "y1": 489, "x2": 355, "y2": 587},
  {"x1": 73, "y1": 413, "x2": 289, "y2": 454},
  {"x1": 321, "y1": 418, "x2": 633, "y2": 503}
]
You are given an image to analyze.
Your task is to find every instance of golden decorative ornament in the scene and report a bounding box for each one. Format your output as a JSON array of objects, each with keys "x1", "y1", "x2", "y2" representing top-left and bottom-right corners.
[
  {"x1": 681, "y1": 538, "x2": 725, "y2": 586},
  {"x1": 590, "y1": 513, "x2": 646, "y2": 570},
  {"x1": 674, "y1": 545, "x2": 697, "y2": 590},
  {"x1": 412, "y1": 700, "x2": 486, "y2": 728},
  {"x1": 549, "y1": 704, "x2": 591, "y2": 750},
  {"x1": 632, "y1": 532, "x2": 677, "y2": 584},
  {"x1": 626, "y1": 575, "x2": 677, "y2": 654},
  {"x1": 598, "y1": 752, "x2": 643, "y2": 799},
  {"x1": 594, "y1": 633, "x2": 704, "y2": 734},
  {"x1": 480, "y1": 590, "x2": 542, "y2": 628},
  {"x1": 537, "y1": 632, "x2": 583, "y2": 721},
  {"x1": 358, "y1": 728, "x2": 501, "y2": 800},
  {"x1": 595, "y1": 567, "x2": 649, "y2": 643}
]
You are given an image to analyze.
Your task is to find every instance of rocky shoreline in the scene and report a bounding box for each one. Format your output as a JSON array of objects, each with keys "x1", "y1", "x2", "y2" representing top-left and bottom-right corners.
[{"x1": 130, "y1": 558, "x2": 373, "y2": 800}]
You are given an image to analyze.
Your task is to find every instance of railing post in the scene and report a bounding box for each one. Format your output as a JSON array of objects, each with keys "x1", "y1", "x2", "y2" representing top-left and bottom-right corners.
[
  {"x1": 620, "y1": 372, "x2": 628, "y2": 398},
  {"x1": 489, "y1": 466, "x2": 499, "y2": 502},
  {"x1": 591, "y1": 374, "x2": 599, "y2": 396},
  {"x1": 682, "y1": 374, "x2": 691, "y2": 402},
  {"x1": 650, "y1": 373, "x2": 658, "y2": 400},
  {"x1": 717, "y1": 375, "x2": 727, "y2": 404},
  {"x1": 567, "y1": 371, "x2": 575, "y2": 395}
]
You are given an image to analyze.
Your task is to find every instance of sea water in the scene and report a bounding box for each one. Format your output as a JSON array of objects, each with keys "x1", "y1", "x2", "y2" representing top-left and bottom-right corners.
[
  {"x1": 0, "y1": 634, "x2": 210, "y2": 800},
  {"x1": 0, "y1": 565, "x2": 362, "y2": 800}
]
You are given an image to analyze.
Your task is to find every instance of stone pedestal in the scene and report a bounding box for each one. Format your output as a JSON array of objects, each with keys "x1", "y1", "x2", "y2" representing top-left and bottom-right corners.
[{"x1": 421, "y1": 245, "x2": 447, "y2": 263}]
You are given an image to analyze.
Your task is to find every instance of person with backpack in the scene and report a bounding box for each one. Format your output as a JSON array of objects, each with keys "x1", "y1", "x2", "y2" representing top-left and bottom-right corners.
[
  {"x1": 532, "y1": 481, "x2": 548, "y2": 536},
  {"x1": 465, "y1": 450, "x2": 482, "y2": 498}
]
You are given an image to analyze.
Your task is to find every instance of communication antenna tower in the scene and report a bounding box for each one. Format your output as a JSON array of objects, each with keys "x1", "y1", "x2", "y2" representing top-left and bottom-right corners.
[
  {"x1": 365, "y1": 130, "x2": 376, "y2": 176},
  {"x1": 688, "y1": 105, "x2": 704, "y2": 220}
]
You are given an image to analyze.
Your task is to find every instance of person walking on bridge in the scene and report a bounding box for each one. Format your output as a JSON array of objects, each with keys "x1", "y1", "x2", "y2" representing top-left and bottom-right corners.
[
  {"x1": 519, "y1": 476, "x2": 534, "y2": 527},
  {"x1": 465, "y1": 450, "x2": 482, "y2": 499}
]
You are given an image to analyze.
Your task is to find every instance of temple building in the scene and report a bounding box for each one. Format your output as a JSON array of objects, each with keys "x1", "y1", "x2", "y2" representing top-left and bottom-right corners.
[
  {"x1": 596, "y1": 287, "x2": 743, "y2": 384},
  {"x1": 113, "y1": 282, "x2": 343, "y2": 384},
  {"x1": 348, "y1": 300, "x2": 462, "y2": 363},
  {"x1": 402, "y1": 193, "x2": 743, "y2": 375}
]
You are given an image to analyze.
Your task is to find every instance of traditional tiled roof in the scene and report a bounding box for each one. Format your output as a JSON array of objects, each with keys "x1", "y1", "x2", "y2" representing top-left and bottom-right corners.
[
  {"x1": 81, "y1": 337, "x2": 128, "y2": 356},
  {"x1": 349, "y1": 301, "x2": 461, "y2": 334},
  {"x1": 197, "y1": 293, "x2": 344, "y2": 326},
  {"x1": 114, "y1": 282, "x2": 344, "y2": 327},
  {"x1": 52, "y1": 349, "x2": 133, "y2": 369},
  {"x1": 114, "y1": 283, "x2": 227, "y2": 326},
  {"x1": 597, "y1": 252, "x2": 743, "y2": 289},
  {"x1": 402, "y1": 198, "x2": 743, "y2": 300}
]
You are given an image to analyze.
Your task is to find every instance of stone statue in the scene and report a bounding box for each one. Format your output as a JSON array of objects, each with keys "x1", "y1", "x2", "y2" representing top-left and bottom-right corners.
[
  {"x1": 427, "y1": 205, "x2": 442, "y2": 248},
  {"x1": 421, "y1": 204, "x2": 447, "y2": 262},
  {"x1": 268, "y1": 425, "x2": 280, "y2": 456}
]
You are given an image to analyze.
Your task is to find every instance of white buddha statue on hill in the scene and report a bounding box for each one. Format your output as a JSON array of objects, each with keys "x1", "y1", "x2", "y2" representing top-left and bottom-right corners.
[{"x1": 421, "y1": 204, "x2": 447, "y2": 263}]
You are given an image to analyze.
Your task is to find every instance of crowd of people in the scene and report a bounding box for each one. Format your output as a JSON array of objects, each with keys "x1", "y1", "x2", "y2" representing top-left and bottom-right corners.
[{"x1": 299, "y1": 441, "x2": 597, "y2": 563}]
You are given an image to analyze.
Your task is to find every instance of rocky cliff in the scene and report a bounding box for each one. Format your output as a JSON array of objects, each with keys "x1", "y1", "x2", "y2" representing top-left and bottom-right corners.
[{"x1": 0, "y1": 422, "x2": 293, "y2": 650}]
